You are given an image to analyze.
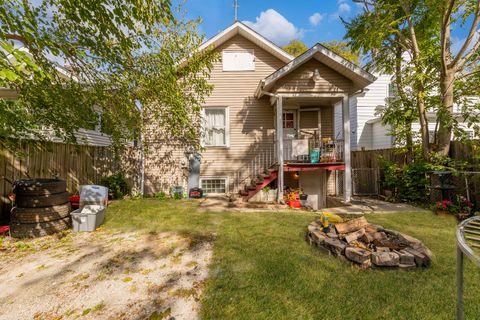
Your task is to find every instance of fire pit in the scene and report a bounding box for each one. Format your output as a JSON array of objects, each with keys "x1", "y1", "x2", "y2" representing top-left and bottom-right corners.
[{"x1": 306, "y1": 217, "x2": 432, "y2": 269}]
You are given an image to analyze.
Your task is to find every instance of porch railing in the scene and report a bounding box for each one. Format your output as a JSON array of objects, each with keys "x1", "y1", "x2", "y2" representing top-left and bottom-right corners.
[
  {"x1": 232, "y1": 144, "x2": 277, "y2": 193},
  {"x1": 231, "y1": 138, "x2": 344, "y2": 194},
  {"x1": 283, "y1": 138, "x2": 344, "y2": 163}
]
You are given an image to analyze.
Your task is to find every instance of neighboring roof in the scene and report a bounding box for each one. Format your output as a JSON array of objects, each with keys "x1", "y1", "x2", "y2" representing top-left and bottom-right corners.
[
  {"x1": 256, "y1": 43, "x2": 377, "y2": 98},
  {"x1": 197, "y1": 21, "x2": 294, "y2": 64}
]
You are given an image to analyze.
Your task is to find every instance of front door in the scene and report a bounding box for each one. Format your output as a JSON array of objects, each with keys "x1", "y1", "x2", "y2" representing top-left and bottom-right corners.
[
  {"x1": 283, "y1": 110, "x2": 296, "y2": 160},
  {"x1": 282, "y1": 111, "x2": 296, "y2": 140}
]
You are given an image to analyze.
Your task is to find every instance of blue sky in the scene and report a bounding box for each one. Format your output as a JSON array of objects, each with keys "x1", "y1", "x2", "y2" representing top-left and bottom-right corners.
[{"x1": 177, "y1": 0, "x2": 363, "y2": 47}]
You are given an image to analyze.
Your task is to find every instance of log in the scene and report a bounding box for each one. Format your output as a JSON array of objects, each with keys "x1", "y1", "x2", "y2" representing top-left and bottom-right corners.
[
  {"x1": 335, "y1": 217, "x2": 368, "y2": 234},
  {"x1": 344, "y1": 228, "x2": 366, "y2": 243}
]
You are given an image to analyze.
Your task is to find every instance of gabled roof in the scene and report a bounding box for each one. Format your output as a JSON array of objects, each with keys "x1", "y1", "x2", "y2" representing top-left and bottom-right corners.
[
  {"x1": 256, "y1": 43, "x2": 377, "y2": 98},
  {"x1": 198, "y1": 21, "x2": 294, "y2": 64}
]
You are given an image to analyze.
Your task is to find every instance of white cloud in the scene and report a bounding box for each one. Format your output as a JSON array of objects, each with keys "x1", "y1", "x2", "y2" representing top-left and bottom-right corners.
[
  {"x1": 339, "y1": 3, "x2": 351, "y2": 13},
  {"x1": 329, "y1": 0, "x2": 352, "y2": 20},
  {"x1": 243, "y1": 9, "x2": 304, "y2": 45},
  {"x1": 309, "y1": 12, "x2": 324, "y2": 26}
]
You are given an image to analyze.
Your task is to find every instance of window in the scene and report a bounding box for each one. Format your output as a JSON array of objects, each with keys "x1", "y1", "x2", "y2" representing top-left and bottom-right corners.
[
  {"x1": 200, "y1": 177, "x2": 228, "y2": 194},
  {"x1": 388, "y1": 81, "x2": 397, "y2": 98},
  {"x1": 203, "y1": 107, "x2": 229, "y2": 147},
  {"x1": 222, "y1": 50, "x2": 255, "y2": 71},
  {"x1": 283, "y1": 112, "x2": 295, "y2": 129}
]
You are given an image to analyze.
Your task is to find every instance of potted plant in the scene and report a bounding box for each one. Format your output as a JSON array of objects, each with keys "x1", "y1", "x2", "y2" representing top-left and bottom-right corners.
[
  {"x1": 456, "y1": 196, "x2": 473, "y2": 221},
  {"x1": 262, "y1": 186, "x2": 272, "y2": 202}
]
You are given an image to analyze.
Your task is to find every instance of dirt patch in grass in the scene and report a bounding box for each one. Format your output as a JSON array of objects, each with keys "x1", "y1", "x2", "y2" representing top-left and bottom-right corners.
[{"x1": 0, "y1": 229, "x2": 213, "y2": 320}]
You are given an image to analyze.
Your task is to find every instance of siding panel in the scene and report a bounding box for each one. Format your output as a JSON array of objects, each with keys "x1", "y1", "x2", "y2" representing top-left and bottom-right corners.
[{"x1": 274, "y1": 60, "x2": 352, "y2": 93}]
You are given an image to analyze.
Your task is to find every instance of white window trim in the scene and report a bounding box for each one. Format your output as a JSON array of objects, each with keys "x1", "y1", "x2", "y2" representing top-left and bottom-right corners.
[
  {"x1": 200, "y1": 176, "x2": 229, "y2": 195},
  {"x1": 201, "y1": 106, "x2": 230, "y2": 148},
  {"x1": 222, "y1": 49, "x2": 255, "y2": 72}
]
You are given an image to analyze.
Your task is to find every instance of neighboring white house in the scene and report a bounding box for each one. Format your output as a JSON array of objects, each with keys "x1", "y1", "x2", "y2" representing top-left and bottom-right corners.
[{"x1": 336, "y1": 73, "x2": 478, "y2": 151}]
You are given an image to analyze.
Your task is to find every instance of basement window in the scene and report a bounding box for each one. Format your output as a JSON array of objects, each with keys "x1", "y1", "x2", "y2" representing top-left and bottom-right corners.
[
  {"x1": 200, "y1": 177, "x2": 228, "y2": 194},
  {"x1": 222, "y1": 50, "x2": 255, "y2": 71}
]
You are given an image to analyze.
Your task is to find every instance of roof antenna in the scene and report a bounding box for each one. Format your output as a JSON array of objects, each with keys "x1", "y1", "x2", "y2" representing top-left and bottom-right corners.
[{"x1": 234, "y1": 0, "x2": 239, "y2": 22}]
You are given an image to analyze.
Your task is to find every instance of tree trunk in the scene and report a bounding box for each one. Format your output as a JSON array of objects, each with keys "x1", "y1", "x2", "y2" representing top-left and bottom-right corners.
[
  {"x1": 394, "y1": 42, "x2": 414, "y2": 154},
  {"x1": 417, "y1": 93, "x2": 430, "y2": 159},
  {"x1": 437, "y1": 64, "x2": 455, "y2": 156},
  {"x1": 400, "y1": 5, "x2": 429, "y2": 159},
  {"x1": 438, "y1": 6, "x2": 455, "y2": 156},
  {"x1": 405, "y1": 122, "x2": 413, "y2": 153}
]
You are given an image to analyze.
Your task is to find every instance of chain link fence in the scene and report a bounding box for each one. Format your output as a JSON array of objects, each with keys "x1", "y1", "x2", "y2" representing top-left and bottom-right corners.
[
  {"x1": 335, "y1": 170, "x2": 344, "y2": 196},
  {"x1": 352, "y1": 168, "x2": 379, "y2": 196}
]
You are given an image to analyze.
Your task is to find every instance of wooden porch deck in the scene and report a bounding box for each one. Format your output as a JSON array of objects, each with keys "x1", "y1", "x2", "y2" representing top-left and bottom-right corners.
[{"x1": 284, "y1": 162, "x2": 345, "y2": 171}]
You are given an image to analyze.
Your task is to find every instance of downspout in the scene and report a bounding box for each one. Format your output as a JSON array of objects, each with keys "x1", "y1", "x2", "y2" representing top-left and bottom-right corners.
[
  {"x1": 140, "y1": 134, "x2": 145, "y2": 196},
  {"x1": 137, "y1": 100, "x2": 145, "y2": 196}
]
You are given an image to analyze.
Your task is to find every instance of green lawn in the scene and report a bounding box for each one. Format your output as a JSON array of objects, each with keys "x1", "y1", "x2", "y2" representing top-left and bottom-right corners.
[{"x1": 105, "y1": 199, "x2": 480, "y2": 320}]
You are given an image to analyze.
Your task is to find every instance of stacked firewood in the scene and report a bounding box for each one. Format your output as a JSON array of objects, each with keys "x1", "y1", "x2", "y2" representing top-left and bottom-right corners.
[{"x1": 307, "y1": 217, "x2": 433, "y2": 269}]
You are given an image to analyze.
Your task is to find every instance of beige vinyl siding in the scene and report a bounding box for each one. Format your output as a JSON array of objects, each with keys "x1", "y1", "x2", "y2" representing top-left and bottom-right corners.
[
  {"x1": 200, "y1": 35, "x2": 285, "y2": 191},
  {"x1": 299, "y1": 111, "x2": 318, "y2": 130},
  {"x1": 143, "y1": 139, "x2": 188, "y2": 194},
  {"x1": 326, "y1": 171, "x2": 336, "y2": 195},
  {"x1": 274, "y1": 60, "x2": 352, "y2": 93},
  {"x1": 142, "y1": 115, "x2": 191, "y2": 194},
  {"x1": 298, "y1": 106, "x2": 333, "y2": 139}
]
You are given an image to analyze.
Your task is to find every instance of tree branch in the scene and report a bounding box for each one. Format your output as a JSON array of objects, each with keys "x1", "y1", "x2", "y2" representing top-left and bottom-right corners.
[
  {"x1": 457, "y1": 68, "x2": 480, "y2": 79},
  {"x1": 451, "y1": 0, "x2": 480, "y2": 68},
  {"x1": 400, "y1": 1, "x2": 421, "y2": 59},
  {"x1": 457, "y1": 37, "x2": 480, "y2": 69},
  {"x1": 4, "y1": 34, "x2": 26, "y2": 42},
  {"x1": 441, "y1": 0, "x2": 455, "y2": 73}
]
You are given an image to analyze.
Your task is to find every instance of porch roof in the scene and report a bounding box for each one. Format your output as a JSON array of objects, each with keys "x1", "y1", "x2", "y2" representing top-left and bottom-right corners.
[{"x1": 255, "y1": 44, "x2": 376, "y2": 98}]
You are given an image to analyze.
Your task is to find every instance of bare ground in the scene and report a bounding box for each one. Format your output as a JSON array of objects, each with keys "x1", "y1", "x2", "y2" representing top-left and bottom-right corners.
[{"x1": 0, "y1": 229, "x2": 213, "y2": 320}]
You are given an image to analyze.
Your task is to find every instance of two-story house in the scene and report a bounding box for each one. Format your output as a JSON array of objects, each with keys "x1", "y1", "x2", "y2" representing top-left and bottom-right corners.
[{"x1": 143, "y1": 22, "x2": 376, "y2": 209}]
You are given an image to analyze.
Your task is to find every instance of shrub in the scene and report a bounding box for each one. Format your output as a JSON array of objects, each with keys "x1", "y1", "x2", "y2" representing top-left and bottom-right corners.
[
  {"x1": 434, "y1": 200, "x2": 459, "y2": 214},
  {"x1": 378, "y1": 151, "x2": 430, "y2": 203},
  {"x1": 378, "y1": 156, "x2": 401, "y2": 195},
  {"x1": 100, "y1": 172, "x2": 129, "y2": 199},
  {"x1": 173, "y1": 192, "x2": 183, "y2": 200},
  {"x1": 400, "y1": 161, "x2": 429, "y2": 202},
  {"x1": 155, "y1": 191, "x2": 167, "y2": 201},
  {"x1": 131, "y1": 191, "x2": 143, "y2": 200}
]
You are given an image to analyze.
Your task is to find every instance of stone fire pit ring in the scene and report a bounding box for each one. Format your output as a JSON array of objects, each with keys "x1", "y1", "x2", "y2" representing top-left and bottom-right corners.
[{"x1": 306, "y1": 217, "x2": 433, "y2": 269}]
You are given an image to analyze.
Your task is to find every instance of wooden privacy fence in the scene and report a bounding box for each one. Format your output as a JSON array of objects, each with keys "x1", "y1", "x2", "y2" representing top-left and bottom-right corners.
[
  {"x1": 0, "y1": 140, "x2": 139, "y2": 217},
  {"x1": 352, "y1": 148, "x2": 409, "y2": 169},
  {"x1": 352, "y1": 141, "x2": 480, "y2": 169}
]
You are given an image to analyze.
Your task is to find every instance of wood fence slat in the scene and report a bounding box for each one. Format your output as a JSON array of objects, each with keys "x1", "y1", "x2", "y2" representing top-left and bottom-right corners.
[{"x1": 1, "y1": 141, "x2": 137, "y2": 217}]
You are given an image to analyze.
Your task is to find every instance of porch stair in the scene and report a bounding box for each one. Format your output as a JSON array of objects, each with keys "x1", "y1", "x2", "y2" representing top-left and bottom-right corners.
[
  {"x1": 232, "y1": 144, "x2": 279, "y2": 202},
  {"x1": 239, "y1": 169, "x2": 278, "y2": 201}
]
